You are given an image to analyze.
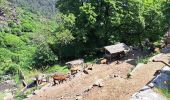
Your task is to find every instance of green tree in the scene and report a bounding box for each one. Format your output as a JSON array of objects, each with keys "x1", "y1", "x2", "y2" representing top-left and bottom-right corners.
[{"x1": 56, "y1": 0, "x2": 169, "y2": 51}]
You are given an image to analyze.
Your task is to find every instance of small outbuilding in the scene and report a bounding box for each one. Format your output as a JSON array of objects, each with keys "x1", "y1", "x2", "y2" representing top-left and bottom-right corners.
[
  {"x1": 65, "y1": 59, "x2": 84, "y2": 69},
  {"x1": 103, "y1": 43, "x2": 130, "y2": 61}
]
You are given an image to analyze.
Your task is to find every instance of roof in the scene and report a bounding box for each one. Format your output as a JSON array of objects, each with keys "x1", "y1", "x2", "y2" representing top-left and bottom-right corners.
[
  {"x1": 66, "y1": 59, "x2": 84, "y2": 66},
  {"x1": 104, "y1": 43, "x2": 130, "y2": 54}
]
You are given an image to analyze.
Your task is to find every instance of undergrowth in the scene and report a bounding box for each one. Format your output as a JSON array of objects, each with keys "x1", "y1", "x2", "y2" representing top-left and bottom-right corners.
[{"x1": 136, "y1": 52, "x2": 159, "y2": 64}]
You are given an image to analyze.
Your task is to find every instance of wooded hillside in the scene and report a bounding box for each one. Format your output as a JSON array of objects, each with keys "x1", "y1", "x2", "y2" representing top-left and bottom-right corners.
[
  {"x1": 0, "y1": 0, "x2": 170, "y2": 76},
  {"x1": 7, "y1": 0, "x2": 57, "y2": 17}
]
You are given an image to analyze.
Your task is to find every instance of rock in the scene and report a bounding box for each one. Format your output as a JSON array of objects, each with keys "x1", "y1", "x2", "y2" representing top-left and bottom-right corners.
[
  {"x1": 87, "y1": 67, "x2": 93, "y2": 70},
  {"x1": 75, "y1": 72, "x2": 82, "y2": 77},
  {"x1": 2, "y1": 75, "x2": 12, "y2": 80},
  {"x1": 83, "y1": 70, "x2": 89, "y2": 74},
  {"x1": 114, "y1": 75, "x2": 119, "y2": 77},
  {"x1": 84, "y1": 85, "x2": 93, "y2": 93},
  {"x1": 99, "y1": 82, "x2": 104, "y2": 87},
  {"x1": 4, "y1": 93, "x2": 13, "y2": 100},
  {"x1": 109, "y1": 75, "x2": 114, "y2": 79},
  {"x1": 161, "y1": 48, "x2": 169, "y2": 53},
  {"x1": 76, "y1": 96, "x2": 82, "y2": 100},
  {"x1": 88, "y1": 85, "x2": 93, "y2": 90},
  {"x1": 5, "y1": 80, "x2": 15, "y2": 85},
  {"x1": 0, "y1": 80, "x2": 16, "y2": 92},
  {"x1": 148, "y1": 83, "x2": 154, "y2": 88},
  {"x1": 76, "y1": 94, "x2": 81, "y2": 96},
  {"x1": 93, "y1": 79, "x2": 104, "y2": 87},
  {"x1": 33, "y1": 90, "x2": 39, "y2": 95}
]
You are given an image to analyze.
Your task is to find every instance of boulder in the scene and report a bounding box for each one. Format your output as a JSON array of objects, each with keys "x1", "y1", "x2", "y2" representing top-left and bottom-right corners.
[
  {"x1": 87, "y1": 67, "x2": 93, "y2": 70},
  {"x1": 84, "y1": 85, "x2": 93, "y2": 93},
  {"x1": 76, "y1": 96, "x2": 82, "y2": 100},
  {"x1": 83, "y1": 70, "x2": 89, "y2": 74},
  {"x1": 93, "y1": 79, "x2": 104, "y2": 87},
  {"x1": 161, "y1": 48, "x2": 170, "y2": 53},
  {"x1": 33, "y1": 90, "x2": 39, "y2": 95}
]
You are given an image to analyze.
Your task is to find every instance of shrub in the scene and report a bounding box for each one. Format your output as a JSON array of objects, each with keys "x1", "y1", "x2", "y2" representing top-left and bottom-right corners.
[
  {"x1": 20, "y1": 33, "x2": 30, "y2": 43},
  {"x1": 33, "y1": 43, "x2": 58, "y2": 69},
  {"x1": 16, "y1": 46, "x2": 36, "y2": 69},
  {"x1": 11, "y1": 53, "x2": 20, "y2": 64},
  {"x1": 8, "y1": 21, "x2": 17, "y2": 28},
  {"x1": 21, "y1": 23, "x2": 34, "y2": 32},
  {"x1": 46, "y1": 65, "x2": 69, "y2": 73},
  {"x1": 11, "y1": 28, "x2": 22, "y2": 36},
  {"x1": 0, "y1": 32, "x2": 5, "y2": 47},
  {"x1": 3, "y1": 27, "x2": 11, "y2": 33},
  {"x1": 4, "y1": 34, "x2": 25, "y2": 48},
  {"x1": 1, "y1": 60, "x2": 20, "y2": 75},
  {"x1": 0, "y1": 48, "x2": 12, "y2": 62}
]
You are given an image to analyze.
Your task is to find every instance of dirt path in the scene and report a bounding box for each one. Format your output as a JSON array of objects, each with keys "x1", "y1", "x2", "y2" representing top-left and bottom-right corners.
[{"x1": 28, "y1": 53, "x2": 170, "y2": 100}]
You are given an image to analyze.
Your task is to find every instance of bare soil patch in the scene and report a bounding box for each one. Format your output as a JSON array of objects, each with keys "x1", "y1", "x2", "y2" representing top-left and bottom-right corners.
[{"x1": 28, "y1": 53, "x2": 170, "y2": 100}]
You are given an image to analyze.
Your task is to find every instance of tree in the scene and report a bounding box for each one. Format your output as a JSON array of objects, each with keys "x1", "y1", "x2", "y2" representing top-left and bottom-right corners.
[{"x1": 56, "y1": 0, "x2": 169, "y2": 58}]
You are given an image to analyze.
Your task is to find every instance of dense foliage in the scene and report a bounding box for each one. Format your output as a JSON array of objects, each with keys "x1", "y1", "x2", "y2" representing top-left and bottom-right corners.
[
  {"x1": 56, "y1": 0, "x2": 169, "y2": 47},
  {"x1": 0, "y1": 0, "x2": 170, "y2": 74},
  {"x1": 0, "y1": 0, "x2": 58, "y2": 74},
  {"x1": 7, "y1": 0, "x2": 57, "y2": 17}
]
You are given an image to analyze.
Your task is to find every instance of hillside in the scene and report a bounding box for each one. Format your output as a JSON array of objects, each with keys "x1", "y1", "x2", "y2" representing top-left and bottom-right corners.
[
  {"x1": 0, "y1": 0, "x2": 170, "y2": 100},
  {"x1": 7, "y1": 0, "x2": 57, "y2": 17},
  {"x1": 0, "y1": 0, "x2": 60, "y2": 75}
]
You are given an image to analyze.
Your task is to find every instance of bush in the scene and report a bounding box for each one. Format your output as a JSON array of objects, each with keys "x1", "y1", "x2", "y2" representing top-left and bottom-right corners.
[
  {"x1": 8, "y1": 21, "x2": 17, "y2": 28},
  {"x1": 4, "y1": 34, "x2": 25, "y2": 48},
  {"x1": 0, "y1": 48, "x2": 21, "y2": 74},
  {"x1": 33, "y1": 43, "x2": 58, "y2": 69},
  {"x1": 3, "y1": 27, "x2": 11, "y2": 33},
  {"x1": 46, "y1": 65, "x2": 69, "y2": 73},
  {"x1": 11, "y1": 28, "x2": 22, "y2": 36},
  {"x1": 16, "y1": 46, "x2": 36, "y2": 69},
  {"x1": 20, "y1": 33, "x2": 30, "y2": 43},
  {"x1": 21, "y1": 23, "x2": 34, "y2": 32},
  {"x1": 1, "y1": 60, "x2": 20, "y2": 75},
  {"x1": 0, "y1": 32, "x2": 5, "y2": 47},
  {"x1": 0, "y1": 48, "x2": 12, "y2": 62}
]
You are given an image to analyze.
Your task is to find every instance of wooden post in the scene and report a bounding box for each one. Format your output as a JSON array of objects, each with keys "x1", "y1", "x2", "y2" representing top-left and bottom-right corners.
[{"x1": 152, "y1": 59, "x2": 170, "y2": 67}]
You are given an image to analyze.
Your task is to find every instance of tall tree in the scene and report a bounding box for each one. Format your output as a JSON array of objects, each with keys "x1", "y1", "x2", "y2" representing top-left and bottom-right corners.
[{"x1": 55, "y1": 0, "x2": 169, "y2": 58}]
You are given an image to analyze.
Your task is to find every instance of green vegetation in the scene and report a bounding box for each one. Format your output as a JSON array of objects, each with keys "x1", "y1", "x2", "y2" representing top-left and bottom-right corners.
[
  {"x1": 7, "y1": 0, "x2": 57, "y2": 17},
  {"x1": 156, "y1": 80, "x2": 170, "y2": 99},
  {"x1": 53, "y1": 0, "x2": 170, "y2": 59},
  {"x1": 0, "y1": 0, "x2": 170, "y2": 98},
  {"x1": 158, "y1": 88, "x2": 170, "y2": 99},
  {"x1": 136, "y1": 53, "x2": 158, "y2": 64},
  {"x1": 45, "y1": 65, "x2": 69, "y2": 73},
  {"x1": 0, "y1": 92, "x2": 5, "y2": 100}
]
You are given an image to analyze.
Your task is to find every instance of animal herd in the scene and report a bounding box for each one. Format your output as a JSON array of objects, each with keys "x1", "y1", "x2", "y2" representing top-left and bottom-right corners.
[
  {"x1": 51, "y1": 65, "x2": 84, "y2": 85},
  {"x1": 37, "y1": 36, "x2": 170, "y2": 86}
]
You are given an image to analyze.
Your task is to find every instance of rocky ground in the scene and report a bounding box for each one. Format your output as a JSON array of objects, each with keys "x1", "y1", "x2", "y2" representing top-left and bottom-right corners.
[{"x1": 27, "y1": 51, "x2": 170, "y2": 100}]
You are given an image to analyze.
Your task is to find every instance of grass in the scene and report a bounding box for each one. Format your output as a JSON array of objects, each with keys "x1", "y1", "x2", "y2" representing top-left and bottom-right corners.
[
  {"x1": 84, "y1": 55, "x2": 100, "y2": 64},
  {"x1": 157, "y1": 88, "x2": 170, "y2": 99},
  {"x1": 45, "y1": 65, "x2": 69, "y2": 74},
  {"x1": 155, "y1": 78, "x2": 170, "y2": 99},
  {"x1": 9, "y1": 69, "x2": 42, "y2": 100},
  {"x1": 136, "y1": 52, "x2": 159, "y2": 64},
  {"x1": 0, "y1": 92, "x2": 5, "y2": 100},
  {"x1": 12, "y1": 65, "x2": 69, "y2": 99}
]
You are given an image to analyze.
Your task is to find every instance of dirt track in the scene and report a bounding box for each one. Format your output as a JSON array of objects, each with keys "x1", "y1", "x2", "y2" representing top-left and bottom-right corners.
[{"x1": 28, "y1": 53, "x2": 170, "y2": 100}]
